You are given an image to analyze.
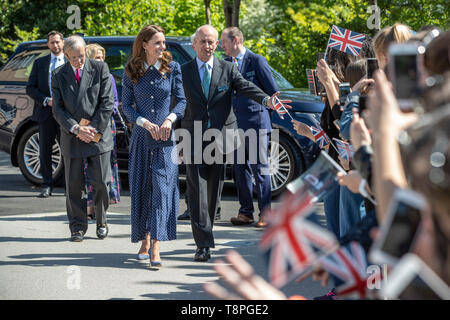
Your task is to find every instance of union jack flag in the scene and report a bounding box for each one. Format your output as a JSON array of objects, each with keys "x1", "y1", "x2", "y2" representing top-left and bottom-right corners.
[
  {"x1": 319, "y1": 242, "x2": 372, "y2": 299},
  {"x1": 327, "y1": 25, "x2": 366, "y2": 56},
  {"x1": 333, "y1": 138, "x2": 355, "y2": 162},
  {"x1": 260, "y1": 192, "x2": 338, "y2": 287},
  {"x1": 271, "y1": 96, "x2": 290, "y2": 120},
  {"x1": 310, "y1": 121, "x2": 331, "y2": 148},
  {"x1": 306, "y1": 69, "x2": 317, "y2": 95}
]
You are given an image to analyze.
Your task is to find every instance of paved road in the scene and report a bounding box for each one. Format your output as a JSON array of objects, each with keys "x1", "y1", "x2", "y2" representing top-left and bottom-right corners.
[{"x1": 0, "y1": 151, "x2": 331, "y2": 300}]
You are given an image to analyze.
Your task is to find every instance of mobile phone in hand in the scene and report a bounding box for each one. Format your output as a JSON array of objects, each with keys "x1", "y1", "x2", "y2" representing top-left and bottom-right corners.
[
  {"x1": 369, "y1": 188, "x2": 424, "y2": 266},
  {"x1": 366, "y1": 58, "x2": 379, "y2": 79},
  {"x1": 388, "y1": 43, "x2": 424, "y2": 111},
  {"x1": 382, "y1": 253, "x2": 450, "y2": 300},
  {"x1": 339, "y1": 82, "x2": 351, "y2": 106},
  {"x1": 358, "y1": 95, "x2": 367, "y2": 115},
  {"x1": 316, "y1": 52, "x2": 325, "y2": 62}
]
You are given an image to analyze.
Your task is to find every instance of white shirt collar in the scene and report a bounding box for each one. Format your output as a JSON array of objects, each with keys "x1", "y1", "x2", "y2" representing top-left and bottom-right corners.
[
  {"x1": 144, "y1": 59, "x2": 162, "y2": 71},
  {"x1": 71, "y1": 64, "x2": 84, "y2": 74},
  {"x1": 236, "y1": 47, "x2": 246, "y2": 60},
  {"x1": 196, "y1": 56, "x2": 214, "y2": 71},
  {"x1": 51, "y1": 52, "x2": 64, "y2": 61}
]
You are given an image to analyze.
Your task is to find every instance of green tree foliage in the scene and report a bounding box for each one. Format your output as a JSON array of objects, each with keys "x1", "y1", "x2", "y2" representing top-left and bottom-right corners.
[
  {"x1": 1, "y1": 0, "x2": 449, "y2": 87},
  {"x1": 0, "y1": 0, "x2": 225, "y2": 65},
  {"x1": 240, "y1": 0, "x2": 449, "y2": 88}
]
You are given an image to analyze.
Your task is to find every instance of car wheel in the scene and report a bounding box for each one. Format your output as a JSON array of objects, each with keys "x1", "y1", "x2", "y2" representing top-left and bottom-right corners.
[
  {"x1": 267, "y1": 135, "x2": 304, "y2": 197},
  {"x1": 17, "y1": 125, "x2": 64, "y2": 186}
]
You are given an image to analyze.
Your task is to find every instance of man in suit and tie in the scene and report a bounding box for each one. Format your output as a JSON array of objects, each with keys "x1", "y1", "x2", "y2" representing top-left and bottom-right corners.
[
  {"x1": 26, "y1": 31, "x2": 66, "y2": 198},
  {"x1": 221, "y1": 27, "x2": 278, "y2": 229},
  {"x1": 181, "y1": 25, "x2": 289, "y2": 261},
  {"x1": 52, "y1": 35, "x2": 114, "y2": 242}
]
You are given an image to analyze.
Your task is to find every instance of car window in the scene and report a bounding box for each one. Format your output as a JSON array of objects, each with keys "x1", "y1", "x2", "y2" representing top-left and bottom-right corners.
[
  {"x1": 270, "y1": 67, "x2": 294, "y2": 90},
  {"x1": 0, "y1": 48, "x2": 49, "y2": 82}
]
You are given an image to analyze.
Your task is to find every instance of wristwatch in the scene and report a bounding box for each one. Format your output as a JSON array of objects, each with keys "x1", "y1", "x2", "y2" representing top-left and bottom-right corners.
[
  {"x1": 262, "y1": 96, "x2": 270, "y2": 108},
  {"x1": 73, "y1": 125, "x2": 80, "y2": 136}
]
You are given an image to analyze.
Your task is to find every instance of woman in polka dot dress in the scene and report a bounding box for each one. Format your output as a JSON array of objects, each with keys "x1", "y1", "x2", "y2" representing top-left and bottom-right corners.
[{"x1": 122, "y1": 25, "x2": 186, "y2": 266}]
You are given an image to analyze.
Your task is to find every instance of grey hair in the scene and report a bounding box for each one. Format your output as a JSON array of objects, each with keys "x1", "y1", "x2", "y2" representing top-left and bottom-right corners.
[
  {"x1": 192, "y1": 24, "x2": 219, "y2": 42},
  {"x1": 63, "y1": 35, "x2": 86, "y2": 52}
]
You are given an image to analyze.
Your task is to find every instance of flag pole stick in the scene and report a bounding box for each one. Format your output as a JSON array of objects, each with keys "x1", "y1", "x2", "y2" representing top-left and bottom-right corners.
[{"x1": 323, "y1": 25, "x2": 333, "y2": 62}]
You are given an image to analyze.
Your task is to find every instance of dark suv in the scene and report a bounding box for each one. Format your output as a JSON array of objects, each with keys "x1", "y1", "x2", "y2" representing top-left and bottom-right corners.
[{"x1": 0, "y1": 36, "x2": 323, "y2": 196}]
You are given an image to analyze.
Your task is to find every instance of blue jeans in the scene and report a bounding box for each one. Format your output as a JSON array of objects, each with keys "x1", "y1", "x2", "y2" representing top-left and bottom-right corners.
[
  {"x1": 323, "y1": 183, "x2": 341, "y2": 240},
  {"x1": 339, "y1": 186, "x2": 366, "y2": 238}
]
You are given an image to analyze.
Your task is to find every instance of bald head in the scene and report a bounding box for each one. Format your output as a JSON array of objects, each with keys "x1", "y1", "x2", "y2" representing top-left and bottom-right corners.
[{"x1": 192, "y1": 24, "x2": 219, "y2": 62}]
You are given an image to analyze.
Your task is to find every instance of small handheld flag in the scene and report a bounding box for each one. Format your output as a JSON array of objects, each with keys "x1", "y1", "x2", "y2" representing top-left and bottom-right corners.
[
  {"x1": 271, "y1": 96, "x2": 292, "y2": 120},
  {"x1": 326, "y1": 25, "x2": 365, "y2": 57},
  {"x1": 333, "y1": 138, "x2": 355, "y2": 162},
  {"x1": 260, "y1": 192, "x2": 338, "y2": 287},
  {"x1": 319, "y1": 242, "x2": 375, "y2": 299},
  {"x1": 310, "y1": 121, "x2": 331, "y2": 149}
]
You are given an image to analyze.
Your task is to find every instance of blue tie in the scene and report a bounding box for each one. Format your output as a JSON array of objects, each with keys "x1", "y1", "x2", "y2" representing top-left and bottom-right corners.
[
  {"x1": 49, "y1": 57, "x2": 58, "y2": 97},
  {"x1": 202, "y1": 63, "x2": 211, "y2": 99},
  {"x1": 202, "y1": 63, "x2": 212, "y2": 127}
]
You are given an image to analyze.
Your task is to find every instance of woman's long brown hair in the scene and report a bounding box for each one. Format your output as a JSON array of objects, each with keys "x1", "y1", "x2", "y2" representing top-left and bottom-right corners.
[{"x1": 125, "y1": 25, "x2": 172, "y2": 84}]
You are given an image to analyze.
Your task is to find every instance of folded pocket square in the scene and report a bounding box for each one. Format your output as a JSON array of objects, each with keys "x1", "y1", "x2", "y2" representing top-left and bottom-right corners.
[{"x1": 217, "y1": 85, "x2": 228, "y2": 92}]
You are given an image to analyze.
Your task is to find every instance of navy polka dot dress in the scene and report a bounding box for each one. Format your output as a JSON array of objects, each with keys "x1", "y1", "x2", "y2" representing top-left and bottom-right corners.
[{"x1": 122, "y1": 61, "x2": 186, "y2": 242}]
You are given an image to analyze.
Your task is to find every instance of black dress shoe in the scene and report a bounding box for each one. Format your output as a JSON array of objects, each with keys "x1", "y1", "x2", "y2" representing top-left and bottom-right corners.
[
  {"x1": 37, "y1": 187, "x2": 52, "y2": 198},
  {"x1": 70, "y1": 231, "x2": 84, "y2": 242},
  {"x1": 96, "y1": 224, "x2": 108, "y2": 239},
  {"x1": 194, "y1": 247, "x2": 211, "y2": 262},
  {"x1": 178, "y1": 209, "x2": 190, "y2": 220}
]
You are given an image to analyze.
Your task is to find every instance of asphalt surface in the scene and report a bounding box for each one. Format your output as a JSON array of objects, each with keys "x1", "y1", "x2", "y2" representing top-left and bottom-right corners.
[{"x1": 0, "y1": 151, "x2": 331, "y2": 300}]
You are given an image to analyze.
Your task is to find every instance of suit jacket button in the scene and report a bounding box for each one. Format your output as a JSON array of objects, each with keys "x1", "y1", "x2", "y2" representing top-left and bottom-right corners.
[
  {"x1": 151, "y1": 96, "x2": 154, "y2": 99},
  {"x1": 151, "y1": 81, "x2": 154, "y2": 85}
]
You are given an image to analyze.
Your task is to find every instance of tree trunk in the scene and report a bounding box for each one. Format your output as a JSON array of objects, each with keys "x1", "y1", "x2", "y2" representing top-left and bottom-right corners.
[
  {"x1": 204, "y1": 0, "x2": 212, "y2": 25},
  {"x1": 232, "y1": 0, "x2": 241, "y2": 27},
  {"x1": 223, "y1": 0, "x2": 232, "y2": 27},
  {"x1": 223, "y1": 0, "x2": 241, "y2": 27}
]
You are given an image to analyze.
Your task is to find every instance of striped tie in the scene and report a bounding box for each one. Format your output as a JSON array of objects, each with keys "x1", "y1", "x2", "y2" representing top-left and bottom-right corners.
[{"x1": 232, "y1": 57, "x2": 239, "y2": 70}]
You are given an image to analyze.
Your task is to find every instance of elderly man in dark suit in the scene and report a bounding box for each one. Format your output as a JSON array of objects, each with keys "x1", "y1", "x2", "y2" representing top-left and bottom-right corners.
[
  {"x1": 221, "y1": 27, "x2": 279, "y2": 229},
  {"x1": 26, "y1": 31, "x2": 66, "y2": 198},
  {"x1": 181, "y1": 25, "x2": 289, "y2": 261},
  {"x1": 52, "y1": 35, "x2": 114, "y2": 242}
]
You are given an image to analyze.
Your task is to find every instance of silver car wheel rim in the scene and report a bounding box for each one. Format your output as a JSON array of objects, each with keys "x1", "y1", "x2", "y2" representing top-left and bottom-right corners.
[
  {"x1": 268, "y1": 140, "x2": 291, "y2": 192},
  {"x1": 24, "y1": 132, "x2": 61, "y2": 180}
]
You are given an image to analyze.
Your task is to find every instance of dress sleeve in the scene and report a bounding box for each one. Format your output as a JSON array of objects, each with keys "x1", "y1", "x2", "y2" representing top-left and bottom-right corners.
[
  {"x1": 121, "y1": 73, "x2": 140, "y2": 124},
  {"x1": 170, "y1": 62, "x2": 187, "y2": 121}
]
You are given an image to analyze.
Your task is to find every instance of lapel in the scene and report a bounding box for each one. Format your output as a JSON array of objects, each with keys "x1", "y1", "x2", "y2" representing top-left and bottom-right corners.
[
  {"x1": 208, "y1": 57, "x2": 222, "y2": 102},
  {"x1": 240, "y1": 49, "x2": 251, "y2": 77},
  {"x1": 61, "y1": 62, "x2": 79, "y2": 97},
  {"x1": 74, "y1": 59, "x2": 95, "y2": 109},
  {"x1": 43, "y1": 54, "x2": 51, "y2": 93}
]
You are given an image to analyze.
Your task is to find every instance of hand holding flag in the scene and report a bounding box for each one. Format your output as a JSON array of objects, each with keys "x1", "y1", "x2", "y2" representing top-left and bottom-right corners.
[
  {"x1": 310, "y1": 121, "x2": 331, "y2": 149},
  {"x1": 333, "y1": 138, "x2": 355, "y2": 162},
  {"x1": 267, "y1": 91, "x2": 292, "y2": 120}
]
